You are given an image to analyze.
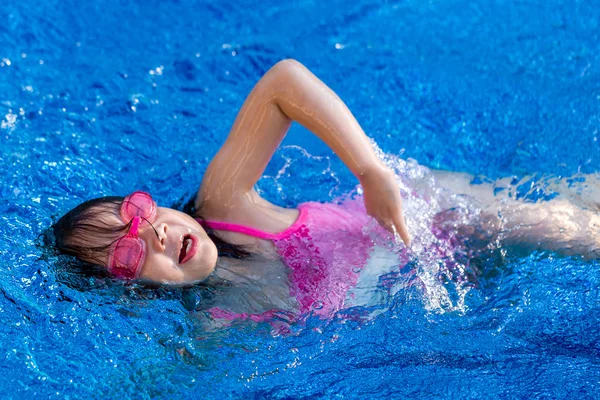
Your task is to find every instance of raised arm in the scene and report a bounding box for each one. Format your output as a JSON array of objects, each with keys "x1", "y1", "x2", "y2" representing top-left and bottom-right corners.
[{"x1": 197, "y1": 59, "x2": 409, "y2": 244}]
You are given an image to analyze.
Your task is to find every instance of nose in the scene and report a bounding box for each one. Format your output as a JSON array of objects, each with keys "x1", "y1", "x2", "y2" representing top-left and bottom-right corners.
[
  {"x1": 155, "y1": 222, "x2": 168, "y2": 250},
  {"x1": 142, "y1": 221, "x2": 168, "y2": 252}
]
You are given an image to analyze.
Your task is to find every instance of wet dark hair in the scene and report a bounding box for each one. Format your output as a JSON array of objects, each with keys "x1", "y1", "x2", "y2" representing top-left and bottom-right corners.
[
  {"x1": 52, "y1": 195, "x2": 250, "y2": 277},
  {"x1": 53, "y1": 196, "x2": 129, "y2": 268}
]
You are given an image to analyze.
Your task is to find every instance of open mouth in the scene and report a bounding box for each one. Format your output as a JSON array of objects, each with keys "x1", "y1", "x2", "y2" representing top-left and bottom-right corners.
[{"x1": 178, "y1": 234, "x2": 198, "y2": 264}]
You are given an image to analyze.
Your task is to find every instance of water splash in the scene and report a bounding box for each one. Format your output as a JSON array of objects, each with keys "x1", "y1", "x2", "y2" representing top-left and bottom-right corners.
[{"x1": 259, "y1": 142, "x2": 491, "y2": 315}]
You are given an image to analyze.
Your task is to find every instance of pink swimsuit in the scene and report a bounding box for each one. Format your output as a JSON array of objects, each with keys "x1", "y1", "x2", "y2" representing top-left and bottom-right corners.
[{"x1": 198, "y1": 200, "x2": 382, "y2": 319}]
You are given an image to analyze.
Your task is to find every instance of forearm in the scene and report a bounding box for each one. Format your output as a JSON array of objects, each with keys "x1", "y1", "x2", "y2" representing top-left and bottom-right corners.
[
  {"x1": 270, "y1": 60, "x2": 384, "y2": 180},
  {"x1": 271, "y1": 61, "x2": 410, "y2": 242}
]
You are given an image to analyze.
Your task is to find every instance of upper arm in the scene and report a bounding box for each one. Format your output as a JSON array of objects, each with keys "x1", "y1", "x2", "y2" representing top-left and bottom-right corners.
[{"x1": 195, "y1": 60, "x2": 300, "y2": 214}]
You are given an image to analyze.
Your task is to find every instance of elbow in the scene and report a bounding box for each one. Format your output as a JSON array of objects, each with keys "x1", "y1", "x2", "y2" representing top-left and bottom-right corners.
[
  {"x1": 269, "y1": 59, "x2": 304, "y2": 80},
  {"x1": 272, "y1": 58, "x2": 302, "y2": 70},
  {"x1": 262, "y1": 59, "x2": 305, "y2": 105}
]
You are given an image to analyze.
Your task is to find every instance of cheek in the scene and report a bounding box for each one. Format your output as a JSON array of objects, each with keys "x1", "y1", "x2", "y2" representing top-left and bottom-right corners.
[{"x1": 139, "y1": 254, "x2": 184, "y2": 283}]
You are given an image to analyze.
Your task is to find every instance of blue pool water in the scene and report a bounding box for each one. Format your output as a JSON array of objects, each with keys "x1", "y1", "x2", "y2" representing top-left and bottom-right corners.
[{"x1": 1, "y1": 0, "x2": 600, "y2": 398}]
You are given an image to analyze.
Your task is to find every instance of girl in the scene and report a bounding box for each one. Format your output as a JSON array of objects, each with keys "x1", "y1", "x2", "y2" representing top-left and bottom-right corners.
[{"x1": 53, "y1": 59, "x2": 600, "y2": 319}]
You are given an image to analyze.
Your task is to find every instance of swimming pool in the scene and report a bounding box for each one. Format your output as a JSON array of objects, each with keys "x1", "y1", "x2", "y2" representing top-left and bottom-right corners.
[{"x1": 1, "y1": 0, "x2": 600, "y2": 398}]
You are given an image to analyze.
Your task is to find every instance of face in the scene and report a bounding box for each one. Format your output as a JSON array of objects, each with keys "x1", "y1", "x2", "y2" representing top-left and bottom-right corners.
[{"x1": 101, "y1": 205, "x2": 218, "y2": 284}]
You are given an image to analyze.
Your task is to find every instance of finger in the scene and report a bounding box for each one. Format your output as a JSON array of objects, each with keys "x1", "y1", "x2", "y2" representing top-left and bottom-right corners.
[
  {"x1": 376, "y1": 216, "x2": 410, "y2": 246},
  {"x1": 393, "y1": 213, "x2": 411, "y2": 246}
]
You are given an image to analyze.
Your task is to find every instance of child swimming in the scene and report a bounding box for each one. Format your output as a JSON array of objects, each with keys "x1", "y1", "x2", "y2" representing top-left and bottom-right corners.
[{"x1": 53, "y1": 59, "x2": 600, "y2": 319}]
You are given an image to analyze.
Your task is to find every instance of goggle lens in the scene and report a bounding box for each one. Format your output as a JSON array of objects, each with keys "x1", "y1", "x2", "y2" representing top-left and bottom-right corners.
[
  {"x1": 110, "y1": 236, "x2": 145, "y2": 279},
  {"x1": 108, "y1": 191, "x2": 157, "y2": 279},
  {"x1": 120, "y1": 191, "x2": 156, "y2": 223}
]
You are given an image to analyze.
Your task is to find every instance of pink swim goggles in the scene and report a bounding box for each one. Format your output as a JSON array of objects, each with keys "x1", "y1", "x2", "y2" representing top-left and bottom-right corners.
[{"x1": 107, "y1": 191, "x2": 157, "y2": 279}]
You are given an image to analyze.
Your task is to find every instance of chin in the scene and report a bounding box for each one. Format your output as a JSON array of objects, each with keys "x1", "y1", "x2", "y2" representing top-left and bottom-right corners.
[
  {"x1": 204, "y1": 244, "x2": 219, "y2": 274},
  {"x1": 189, "y1": 258, "x2": 218, "y2": 283}
]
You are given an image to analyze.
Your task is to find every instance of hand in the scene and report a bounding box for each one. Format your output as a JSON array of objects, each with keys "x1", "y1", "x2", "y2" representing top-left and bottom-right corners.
[{"x1": 360, "y1": 164, "x2": 411, "y2": 246}]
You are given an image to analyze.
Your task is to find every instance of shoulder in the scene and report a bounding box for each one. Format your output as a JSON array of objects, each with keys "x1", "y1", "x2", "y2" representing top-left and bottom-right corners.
[{"x1": 196, "y1": 189, "x2": 300, "y2": 239}]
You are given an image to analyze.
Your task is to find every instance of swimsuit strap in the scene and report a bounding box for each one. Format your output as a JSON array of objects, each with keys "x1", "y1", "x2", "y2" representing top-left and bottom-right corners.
[{"x1": 196, "y1": 205, "x2": 308, "y2": 241}]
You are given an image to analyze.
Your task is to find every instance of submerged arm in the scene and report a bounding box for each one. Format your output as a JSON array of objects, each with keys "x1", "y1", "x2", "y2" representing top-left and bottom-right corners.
[
  {"x1": 198, "y1": 59, "x2": 409, "y2": 244},
  {"x1": 497, "y1": 199, "x2": 600, "y2": 259},
  {"x1": 433, "y1": 170, "x2": 600, "y2": 258}
]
